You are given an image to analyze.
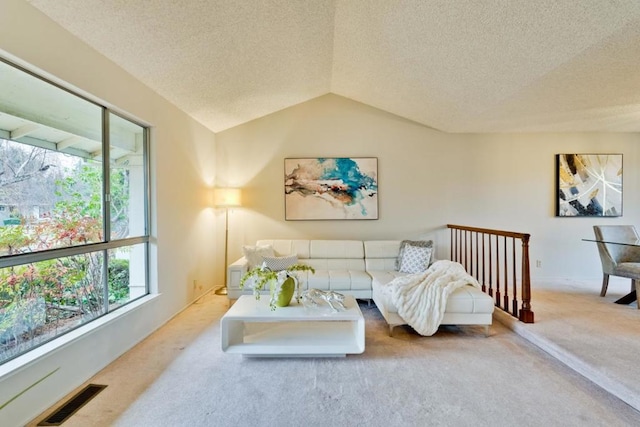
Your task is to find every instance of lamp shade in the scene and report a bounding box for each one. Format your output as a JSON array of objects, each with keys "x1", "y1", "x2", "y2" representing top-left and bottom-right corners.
[{"x1": 214, "y1": 188, "x2": 241, "y2": 207}]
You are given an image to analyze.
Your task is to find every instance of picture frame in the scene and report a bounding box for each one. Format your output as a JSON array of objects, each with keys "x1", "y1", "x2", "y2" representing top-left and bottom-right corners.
[
  {"x1": 556, "y1": 153, "x2": 622, "y2": 217},
  {"x1": 284, "y1": 157, "x2": 379, "y2": 220}
]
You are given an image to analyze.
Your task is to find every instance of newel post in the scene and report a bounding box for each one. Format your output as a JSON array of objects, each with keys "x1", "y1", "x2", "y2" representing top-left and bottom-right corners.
[{"x1": 518, "y1": 234, "x2": 534, "y2": 323}]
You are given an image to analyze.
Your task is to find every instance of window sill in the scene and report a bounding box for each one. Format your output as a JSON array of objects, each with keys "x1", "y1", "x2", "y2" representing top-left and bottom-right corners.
[{"x1": 0, "y1": 294, "x2": 160, "y2": 381}]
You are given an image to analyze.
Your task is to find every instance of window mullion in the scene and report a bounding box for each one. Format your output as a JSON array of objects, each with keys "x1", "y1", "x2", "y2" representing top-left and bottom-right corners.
[
  {"x1": 143, "y1": 127, "x2": 151, "y2": 294},
  {"x1": 102, "y1": 108, "x2": 111, "y2": 242},
  {"x1": 0, "y1": 237, "x2": 148, "y2": 269},
  {"x1": 102, "y1": 108, "x2": 111, "y2": 314}
]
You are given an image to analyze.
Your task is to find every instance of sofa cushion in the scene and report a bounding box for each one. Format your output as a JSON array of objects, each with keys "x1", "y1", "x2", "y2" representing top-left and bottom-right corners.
[
  {"x1": 372, "y1": 279, "x2": 493, "y2": 315},
  {"x1": 304, "y1": 258, "x2": 366, "y2": 271},
  {"x1": 369, "y1": 270, "x2": 407, "y2": 287},
  {"x1": 444, "y1": 286, "x2": 495, "y2": 314},
  {"x1": 364, "y1": 240, "x2": 401, "y2": 271},
  {"x1": 310, "y1": 240, "x2": 364, "y2": 259},
  {"x1": 364, "y1": 240, "x2": 402, "y2": 258},
  {"x1": 256, "y1": 240, "x2": 311, "y2": 258},
  {"x1": 307, "y1": 270, "x2": 371, "y2": 291}
]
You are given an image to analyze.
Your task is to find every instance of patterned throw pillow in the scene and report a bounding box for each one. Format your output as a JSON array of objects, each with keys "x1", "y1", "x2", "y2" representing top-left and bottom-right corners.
[
  {"x1": 242, "y1": 244, "x2": 275, "y2": 269},
  {"x1": 396, "y1": 240, "x2": 433, "y2": 270},
  {"x1": 398, "y1": 245, "x2": 433, "y2": 274},
  {"x1": 262, "y1": 254, "x2": 298, "y2": 271}
]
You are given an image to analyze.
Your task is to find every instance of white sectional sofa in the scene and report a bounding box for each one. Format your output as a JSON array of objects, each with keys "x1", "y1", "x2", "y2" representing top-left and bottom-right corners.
[{"x1": 227, "y1": 239, "x2": 494, "y2": 335}]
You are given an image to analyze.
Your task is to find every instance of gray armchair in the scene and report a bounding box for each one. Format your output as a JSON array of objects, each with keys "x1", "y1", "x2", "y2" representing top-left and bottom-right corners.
[{"x1": 593, "y1": 225, "x2": 640, "y2": 307}]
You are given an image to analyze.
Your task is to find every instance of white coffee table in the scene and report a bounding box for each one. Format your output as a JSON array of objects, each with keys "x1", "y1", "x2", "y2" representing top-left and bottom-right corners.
[{"x1": 221, "y1": 295, "x2": 365, "y2": 357}]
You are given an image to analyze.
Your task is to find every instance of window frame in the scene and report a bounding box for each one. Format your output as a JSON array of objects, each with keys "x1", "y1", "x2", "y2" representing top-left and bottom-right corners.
[{"x1": 0, "y1": 57, "x2": 151, "y2": 364}]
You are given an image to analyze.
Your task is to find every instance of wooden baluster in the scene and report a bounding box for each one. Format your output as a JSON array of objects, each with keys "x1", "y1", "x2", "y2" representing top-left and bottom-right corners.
[
  {"x1": 490, "y1": 236, "x2": 492, "y2": 296},
  {"x1": 481, "y1": 233, "x2": 486, "y2": 292},
  {"x1": 511, "y1": 238, "x2": 518, "y2": 318},
  {"x1": 474, "y1": 232, "x2": 479, "y2": 282},
  {"x1": 495, "y1": 235, "x2": 500, "y2": 304},
  {"x1": 488, "y1": 233, "x2": 493, "y2": 297},
  {"x1": 463, "y1": 230, "x2": 468, "y2": 270},
  {"x1": 467, "y1": 230, "x2": 471, "y2": 272},
  {"x1": 450, "y1": 228, "x2": 454, "y2": 262},
  {"x1": 469, "y1": 230, "x2": 472, "y2": 271},
  {"x1": 502, "y1": 236, "x2": 508, "y2": 312}
]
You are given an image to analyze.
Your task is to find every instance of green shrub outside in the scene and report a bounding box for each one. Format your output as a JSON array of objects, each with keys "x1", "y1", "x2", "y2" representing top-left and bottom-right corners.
[{"x1": 108, "y1": 259, "x2": 130, "y2": 303}]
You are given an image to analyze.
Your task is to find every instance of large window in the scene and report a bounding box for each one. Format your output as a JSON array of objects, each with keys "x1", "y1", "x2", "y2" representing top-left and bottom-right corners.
[{"x1": 0, "y1": 59, "x2": 149, "y2": 364}]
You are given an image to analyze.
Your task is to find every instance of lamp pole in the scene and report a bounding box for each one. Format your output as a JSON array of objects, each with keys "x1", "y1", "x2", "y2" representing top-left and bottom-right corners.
[
  {"x1": 215, "y1": 207, "x2": 230, "y2": 296},
  {"x1": 213, "y1": 187, "x2": 241, "y2": 297}
]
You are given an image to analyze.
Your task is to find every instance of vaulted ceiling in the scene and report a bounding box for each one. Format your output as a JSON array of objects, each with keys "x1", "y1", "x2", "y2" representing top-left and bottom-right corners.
[{"x1": 27, "y1": 0, "x2": 640, "y2": 133}]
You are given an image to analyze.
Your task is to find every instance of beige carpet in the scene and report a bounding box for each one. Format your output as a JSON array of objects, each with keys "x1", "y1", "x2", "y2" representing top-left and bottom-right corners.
[
  {"x1": 500, "y1": 276, "x2": 640, "y2": 412},
  {"x1": 29, "y1": 280, "x2": 640, "y2": 427}
]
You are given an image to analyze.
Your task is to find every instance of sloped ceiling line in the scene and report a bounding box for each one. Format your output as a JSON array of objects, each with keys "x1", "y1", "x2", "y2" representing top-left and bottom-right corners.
[{"x1": 26, "y1": 0, "x2": 640, "y2": 133}]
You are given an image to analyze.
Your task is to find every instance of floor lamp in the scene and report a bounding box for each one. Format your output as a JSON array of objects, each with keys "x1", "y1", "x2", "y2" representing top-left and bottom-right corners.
[{"x1": 214, "y1": 188, "x2": 241, "y2": 296}]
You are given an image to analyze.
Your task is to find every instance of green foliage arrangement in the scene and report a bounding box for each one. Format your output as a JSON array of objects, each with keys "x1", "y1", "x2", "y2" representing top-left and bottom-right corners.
[{"x1": 240, "y1": 264, "x2": 315, "y2": 310}]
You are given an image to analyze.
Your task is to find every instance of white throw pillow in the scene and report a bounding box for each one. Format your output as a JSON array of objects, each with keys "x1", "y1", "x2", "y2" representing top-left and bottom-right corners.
[
  {"x1": 262, "y1": 254, "x2": 298, "y2": 271},
  {"x1": 242, "y1": 244, "x2": 275, "y2": 269},
  {"x1": 399, "y1": 245, "x2": 433, "y2": 274}
]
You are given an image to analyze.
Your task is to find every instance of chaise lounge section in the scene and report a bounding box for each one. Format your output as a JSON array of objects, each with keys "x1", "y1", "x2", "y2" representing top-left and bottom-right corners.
[{"x1": 365, "y1": 241, "x2": 495, "y2": 336}]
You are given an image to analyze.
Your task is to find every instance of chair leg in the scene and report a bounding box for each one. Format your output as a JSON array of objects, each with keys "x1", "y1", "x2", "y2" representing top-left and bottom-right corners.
[
  {"x1": 600, "y1": 274, "x2": 610, "y2": 297},
  {"x1": 635, "y1": 280, "x2": 640, "y2": 310}
]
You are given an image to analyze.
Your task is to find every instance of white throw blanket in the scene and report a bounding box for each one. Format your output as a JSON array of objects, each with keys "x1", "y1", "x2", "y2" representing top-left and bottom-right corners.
[{"x1": 387, "y1": 260, "x2": 481, "y2": 336}]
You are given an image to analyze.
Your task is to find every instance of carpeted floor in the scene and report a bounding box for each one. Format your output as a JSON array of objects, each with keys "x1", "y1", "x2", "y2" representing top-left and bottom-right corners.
[
  {"x1": 30, "y1": 278, "x2": 640, "y2": 427},
  {"x1": 500, "y1": 276, "x2": 640, "y2": 413}
]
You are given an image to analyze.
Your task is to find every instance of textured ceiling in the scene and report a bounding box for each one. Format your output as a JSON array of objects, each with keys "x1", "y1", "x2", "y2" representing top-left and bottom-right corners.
[{"x1": 27, "y1": 0, "x2": 640, "y2": 133}]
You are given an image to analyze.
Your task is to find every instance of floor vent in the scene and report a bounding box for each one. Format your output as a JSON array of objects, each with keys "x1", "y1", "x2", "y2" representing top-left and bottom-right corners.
[{"x1": 38, "y1": 384, "x2": 107, "y2": 426}]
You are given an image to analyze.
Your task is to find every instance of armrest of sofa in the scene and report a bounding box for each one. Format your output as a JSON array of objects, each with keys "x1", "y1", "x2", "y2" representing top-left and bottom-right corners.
[{"x1": 228, "y1": 257, "x2": 249, "y2": 289}]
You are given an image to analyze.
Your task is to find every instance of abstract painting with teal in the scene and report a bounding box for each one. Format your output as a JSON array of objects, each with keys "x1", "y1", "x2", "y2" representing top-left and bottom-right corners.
[{"x1": 285, "y1": 157, "x2": 378, "y2": 220}]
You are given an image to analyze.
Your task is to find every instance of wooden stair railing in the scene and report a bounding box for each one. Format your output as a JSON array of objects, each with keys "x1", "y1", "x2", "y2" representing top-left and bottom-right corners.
[{"x1": 447, "y1": 224, "x2": 534, "y2": 323}]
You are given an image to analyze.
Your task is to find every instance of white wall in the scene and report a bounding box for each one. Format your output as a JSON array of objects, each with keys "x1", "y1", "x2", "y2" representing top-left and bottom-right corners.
[
  {"x1": 216, "y1": 94, "x2": 640, "y2": 282},
  {"x1": 0, "y1": 2, "x2": 218, "y2": 426}
]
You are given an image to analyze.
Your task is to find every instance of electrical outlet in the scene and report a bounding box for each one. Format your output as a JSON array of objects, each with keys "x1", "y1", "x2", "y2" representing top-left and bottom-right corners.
[{"x1": 536, "y1": 260, "x2": 542, "y2": 268}]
